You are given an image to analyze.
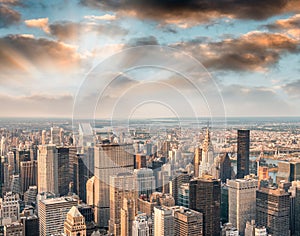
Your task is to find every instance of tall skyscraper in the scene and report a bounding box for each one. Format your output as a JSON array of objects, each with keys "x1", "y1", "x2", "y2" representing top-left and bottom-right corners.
[
  {"x1": 189, "y1": 176, "x2": 221, "y2": 236},
  {"x1": 120, "y1": 193, "x2": 136, "y2": 236},
  {"x1": 94, "y1": 144, "x2": 134, "y2": 228},
  {"x1": 64, "y1": 206, "x2": 87, "y2": 236},
  {"x1": 51, "y1": 127, "x2": 61, "y2": 146},
  {"x1": 37, "y1": 145, "x2": 59, "y2": 195},
  {"x1": 21, "y1": 214, "x2": 39, "y2": 236},
  {"x1": 24, "y1": 186, "x2": 37, "y2": 206},
  {"x1": 227, "y1": 178, "x2": 258, "y2": 235},
  {"x1": 199, "y1": 128, "x2": 214, "y2": 176},
  {"x1": 290, "y1": 181, "x2": 300, "y2": 236},
  {"x1": 276, "y1": 161, "x2": 300, "y2": 185},
  {"x1": 256, "y1": 187, "x2": 290, "y2": 236},
  {"x1": 237, "y1": 130, "x2": 250, "y2": 179},
  {"x1": 134, "y1": 168, "x2": 155, "y2": 198},
  {"x1": 57, "y1": 147, "x2": 70, "y2": 196},
  {"x1": 193, "y1": 147, "x2": 202, "y2": 177},
  {"x1": 134, "y1": 154, "x2": 147, "y2": 169},
  {"x1": 212, "y1": 153, "x2": 232, "y2": 183},
  {"x1": 20, "y1": 160, "x2": 37, "y2": 193},
  {"x1": 154, "y1": 206, "x2": 174, "y2": 236},
  {"x1": 109, "y1": 172, "x2": 136, "y2": 236},
  {"x1": 38, "y1": 197, "x2": 78, "y2": 236},
  {"x1": 15, "y1": 149, "x2": 30, "y2": 174}
]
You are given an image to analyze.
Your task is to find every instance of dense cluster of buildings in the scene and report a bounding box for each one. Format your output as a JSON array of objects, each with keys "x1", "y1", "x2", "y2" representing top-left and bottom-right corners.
[{"x1": 0, "y1": 121, "x2": 299, "y2": 236}]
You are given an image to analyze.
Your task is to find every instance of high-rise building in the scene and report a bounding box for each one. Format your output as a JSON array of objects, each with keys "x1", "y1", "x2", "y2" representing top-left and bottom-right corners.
[
  {"x1": 170, "y1": 170, "x2": 190, "y2": 205},
  {"x1": 227, "y1": 178, "x2": 258, "y2": 235},
  {"x1": 15, "y1": 149, "x2": 30, "y2": 174},
  {"x1": 199, "y1": 128, "x2": 214, "y2": 176},
  {"x1": 41, "y1": 130, "x2": 46, "y2": 145},
  {"x1": 212, "y1": 153, "x2": 232, "y2": 183},
  {"x1": 10, "y1": 174, "x2": 21, "y2": 195},
  {"x1": 77, "y1": 204, "x2": 96, "y2": 236},
  {"x1": 193, "y1": 147, "x2": 202, "y2": 177},
  {"x1": 57, "y1": 147, "x2": 70, "y2": 196},
  {"x1": 189, "y1": 176, "x2": 221, "y2": 236},
  {"x1": 94, "y1": 144, "x2": 134, "y2": 228},
  {"x1": 288, "y1": 180, "x2": 300, "y2": 236},
  {"x1": 38, "y1": 197, "x2": 78, "y2": 236},
  {"x1": 221, "y1": 223, "x2": 239, "y2": 236},
  {"x1": 244, "y1": 220, "x2": 267, "y2": 236},
  {"x1": 178, "y1": 183, "x2": 189, "y2": 208},
  {"x1": 256, "y1": 187, "x2": 290, "y2": 236},
  {"x1": 86, "y1": 176, "x2": 95, "y2": 207},
  {"x1": 120, "y1": 193, "x2": 136, "y2": 236},
  {"x1": 51, "y1": 127, "x2": 61, "y2": 146},
  {"x1": 20, "y1": 160, "x2": 37, "y2": 193},
  {"x1": 276, "y1": 161, "x2": 300, "y2": 185},
  {"x1": 37, "y1": 145, "x2": 59, "y2": 195},
  {"x1": 154, "y1": 206, "x2": 174, "y2": 236},
  {"x1": 134, "y1": 154, "x2": 147, "y2": 169},
  {"x1": 109, "y1": 173, "x2": 136, "y2": 236},
  {"x1": 134, "y1": 168, "x2": 155, "y2": 198},
  {"x1": 4, "y1": 222, "x2": 23, "y2": 236},
  {"x1": 237, "y1": 130, "x2": 250, "y2": 179},
  {"x1": 64, "y1": 206, "x2": 87, "y2": 236},
  {"x1": 172, "y1": 206, "x2": 203, "y2": 236},
  {"x1": 24, "y1": 185, "x2": 37, "y2": 205},
  {"x1": 0, "y1": 192, "x2": 20, "y2": 225},
  {"x1": 73, "y1": 153, "x2": 93, "y2": 203},
  {"x1": 132, "y1": 213, "x2": 151, "y2": 236},
  {"x1": 21, "y1": 214, "x2": 39, "y2": 236},
  {"x1": 221, "y1": 185, "x2": 229, "y2": 224}
]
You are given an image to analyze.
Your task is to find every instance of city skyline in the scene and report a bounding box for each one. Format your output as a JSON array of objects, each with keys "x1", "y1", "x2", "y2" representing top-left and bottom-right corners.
[{"x1": 0, "y1": 0, "x2": 299, "y2": 118}]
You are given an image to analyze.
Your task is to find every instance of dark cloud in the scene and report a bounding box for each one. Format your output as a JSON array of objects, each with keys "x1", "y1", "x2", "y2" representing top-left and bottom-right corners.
[
  {"x1": 173, "y1": 32, "x2": 299, "y2": 72},
  {"x1": 49, "y1": 21, "x2": 128, "y2": 42},
  {"x1": 282, "y1": 80, "x2": 300, "y2": 98},
  {"x1": 0, "y1": 34, "x2": 82, "y2": 76},
  {"x1": 127, "y1": 36, "x2": 158, "y2": 47},
  {"x1": 0, "y1": 5, "x2": 21, "y2": 28},
  {"x1": 80, "y1": 0, "x2": 300, "y2": 25}
]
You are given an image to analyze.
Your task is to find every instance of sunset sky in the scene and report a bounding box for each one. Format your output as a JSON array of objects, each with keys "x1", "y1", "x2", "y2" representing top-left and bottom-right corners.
[{"x1": 0, "y1": 0, "x2": 299, "y2": 118}]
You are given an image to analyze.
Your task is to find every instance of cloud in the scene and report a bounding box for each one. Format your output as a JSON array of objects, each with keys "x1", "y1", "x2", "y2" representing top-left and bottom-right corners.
[
  {"x1": 84, "y1": 14, "x2": 116, "y2": 21},
  {"x1": 25, "y1": 17, "x2": 50, "y2": 33},
  {"x1": 80, "y1": 0, "x2": 300, "y2": 26},
  {"x1": 49, "y1": 21, "x2": 128, "y2": 42},
  {"x1": 265, "y1": 14, "x2": 300, "y2": 39},
  {"x1": 0, "y1": 5, "x2": 21, "y2": 28},
  {"x1": 0, "y1": 93, "x2": 73, "y2": 117},
  {"x1": 173, "y1": 32, "x2": 299, "y2": 72},
  {"x1": 222, "y1": 85, "x2": 294, "y2": 116},
  {"x1": 127, "y1": 36, "x2": 159, "y2": 47},
  {"x1": 0, "y1": 34, "x2": 82, "y2": 79},
  {"x1": 282, "y1": 80, "x2": 300, "y2": 98}
]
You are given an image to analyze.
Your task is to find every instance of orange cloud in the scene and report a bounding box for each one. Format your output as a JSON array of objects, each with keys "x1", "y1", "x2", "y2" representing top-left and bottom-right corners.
[{"x1": 25, "y1": 18, "x2": 50, "y2": 33}]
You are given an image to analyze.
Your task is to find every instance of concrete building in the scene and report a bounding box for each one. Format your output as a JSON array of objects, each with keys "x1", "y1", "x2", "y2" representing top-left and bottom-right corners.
[
  {"x1": 24, "y1": 185, "x2": 37, "y2": 205},
  {"x1": 0, "y1": 192, "x2": 20, "y2": 225},
  {"x1": 109, "y1": 173, "x2": 136, "y2": 236},
  {"x1": 20, "y1": 160, "x2": 37, "y2": 193},
  {"x1": 64, "y1": 206, "x2": 87, "y2": 236},
  {"x1": 256, "y1": 187, "x2": 290, "y2": 236},
  {"x1": 172, "y1": 206, "x2": 203, "y2": 236},
  {"x1": 132, "y1": 213, "x2": 151, "y2": 236},
  {"x1": 199, "y1": 128, "x2": 214, "y2": 176},
  {"x1": 154, "y1": 206, "x2": 174, "y2": 236},
  {"x1": 244, "y1": 220, "x2": 267, "y2": 236},
  {"x1": 38, "y1": 197, "x2": 78, "y2": 236},
  {"x1": 94, "y1": 144, "x2": 134, "y2": 228},
  {"x1": 178, "y1": 183, "x2": 189, "y2": 208},
  {"x1": 227, "y1": 177, "x2": 258, "y2": 235},
  {"x1": 37, "y1": 145, "x2": 59, "y2": 195},
  {"x1": 4, "y1": 222, "x2": 23, "y2": 236},
  {"x1": 221, "y1": 223, "x2": 239, "y2": 236},
  {"x1": 276, "y1": 161, "x2": 300, "y2": 185},
  {"x1": 134, "y1": 168, "x2": 155, "y2": 198},
  {"x1": 189, "y1": 176, "x2": 221, "y2": 236}
]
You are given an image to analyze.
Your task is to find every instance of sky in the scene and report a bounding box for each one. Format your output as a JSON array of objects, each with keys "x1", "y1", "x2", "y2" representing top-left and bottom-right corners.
[{"x1": 0, "y1": 0, "x2": 299, "y2": 119}]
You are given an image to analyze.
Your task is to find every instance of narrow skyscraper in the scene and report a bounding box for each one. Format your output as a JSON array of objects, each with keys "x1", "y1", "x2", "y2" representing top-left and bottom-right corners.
[{"x1": 237, "y1": 130, "x2": 250, "y2": 179}]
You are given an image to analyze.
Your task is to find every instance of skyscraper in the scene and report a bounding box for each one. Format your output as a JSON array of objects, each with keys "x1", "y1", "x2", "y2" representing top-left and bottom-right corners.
[
  {"x1": 109, "y1": 172, "x2": 136, "y2": 236},
  {"x1": 189, "y1": 176, "x2": 221, "y2": 236},
  {"x1": 154, "y1": 206, "x2": 174, "y2": 236},
  {"x1": 64, "y1": 206, "x2": 87, "y2": 236},
  {"x1": 94, "y1": 144, "x2": 134, "y2": 228},
  {"x1": 134, "y1": 168, "x2": 156, "y2": 198},
  {"x1": 170, "y1": 170, "x2": 190, "y2": 205},
  {"x1": 120, "y1": 193, "x2": 136, "y2": 236},
  {"x1": 193, "y1": 147, "x2": 202, "y2": 177},
  {"x1": 256, "y1": 187, "x2": 290, "y2": 236},
  {"x1": 199, "y1": 128, "x2": 214, "y2": 176},
  {"x1": 0, "y1": 192, "x2": 20, "y2": 225},
  {"x1": 212, "y1": 153, "x2": 232, "y2": 183},
  {"x1": 38, "y1": 197, "x2": 78, "y2": 236},
  {"x1": 132, "y1": 213, "x2": 151, "y2": 236},
  {"x1": 227, "y1": 178, "x2": 258, "y2": 235},
  {"x1": 37, "y1": 145, "x2": 58, "y2": 195},
  {"x1": 276, "y1": 161, "x2": 300, "y2": 185},
  {"x1": 57, "y1": 147, "x2": 70, "y2": 196},
  {"x1": 20, "y1": 160, "x2": 37, "y2": 193},
  {"x1": 237, "y1": 130, "x2": 250, "y2": 179}
]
